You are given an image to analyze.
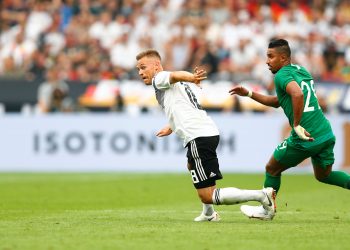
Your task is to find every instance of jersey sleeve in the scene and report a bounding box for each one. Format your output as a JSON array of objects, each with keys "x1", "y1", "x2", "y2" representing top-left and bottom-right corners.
[
  {"x1": 275, "y1": 69, "x2": 294, "y2": 91},
  {"x1": 152, "y1": 71, "x2": 171, "y2": 90}
]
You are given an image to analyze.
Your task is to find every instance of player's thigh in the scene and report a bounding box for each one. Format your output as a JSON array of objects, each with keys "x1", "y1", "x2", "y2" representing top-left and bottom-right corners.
[
  {"x1": 186, "y1": 136, "x2": 223, "y2": 190},
  {"x1": 311, "y1": 137, "x2": 335, "y2": 179},
  {"x1": 272, "y1": 138, "x2": 309, "y2": 171}
]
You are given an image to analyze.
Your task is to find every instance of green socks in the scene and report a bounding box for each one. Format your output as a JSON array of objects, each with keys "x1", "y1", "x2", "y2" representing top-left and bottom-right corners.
[
  {"x1": 264, "y1": 172, "x2": 281, "y2": 194},
  {"x1": 319, "y1": 171, "x2": 350, "y2": 189},
  {"x1": 264, "y1": 170, "x2": 350, "y2": 194}
]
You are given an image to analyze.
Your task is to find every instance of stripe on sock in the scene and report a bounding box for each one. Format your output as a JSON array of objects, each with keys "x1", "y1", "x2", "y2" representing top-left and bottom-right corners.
[{"x1": 214, "y1": 188, "x2": 221, "y2": 205}]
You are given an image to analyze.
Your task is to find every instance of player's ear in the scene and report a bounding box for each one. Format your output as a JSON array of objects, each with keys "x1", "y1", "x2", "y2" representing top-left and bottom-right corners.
[
  {"x1": 155, "y1": 60, "x2": 161, "y2": 70},
  {"x1": 280, "y1": 52, "x2": 288, "y2": 63}
]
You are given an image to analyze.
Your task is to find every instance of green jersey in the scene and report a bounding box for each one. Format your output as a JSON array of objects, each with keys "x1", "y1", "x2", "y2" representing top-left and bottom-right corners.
[{"x1": 274, "y1": 64, "x2": 334, "y2": 148}]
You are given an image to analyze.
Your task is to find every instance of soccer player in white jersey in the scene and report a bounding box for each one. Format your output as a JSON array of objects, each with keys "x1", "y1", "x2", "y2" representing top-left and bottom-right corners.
[{"x1": 136, "y1": 49, "x2": 276, "y2": 221}]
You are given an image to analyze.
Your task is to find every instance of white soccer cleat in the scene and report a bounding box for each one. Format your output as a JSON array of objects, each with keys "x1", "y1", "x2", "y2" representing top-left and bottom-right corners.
[
  {"x1": 240, "y1": 188, "x2": 277, "y2": 221},
  {"x1": 194, "y1": 211, "x2": 220, "y2": 222},
  {"x1": 261, "y1": 187, "x2": 276, "y2": 217},
  {"x1": 240, "y1": 205, "x2": 274, "y2": 220}
]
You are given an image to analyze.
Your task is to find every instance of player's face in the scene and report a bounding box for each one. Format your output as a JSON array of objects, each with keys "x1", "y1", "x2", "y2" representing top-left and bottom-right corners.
[
  {"x1": 136, "y1": 57, "x2": 159, "y2": 85},
  {"x1": 266, "y1": 48, "x2": 284, "y2": 74}
]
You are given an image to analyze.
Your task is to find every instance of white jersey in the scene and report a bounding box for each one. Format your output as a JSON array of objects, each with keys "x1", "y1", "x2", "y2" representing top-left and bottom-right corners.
[{"x1": 152, "y1": 71, "x2": 219, "y2": 147}]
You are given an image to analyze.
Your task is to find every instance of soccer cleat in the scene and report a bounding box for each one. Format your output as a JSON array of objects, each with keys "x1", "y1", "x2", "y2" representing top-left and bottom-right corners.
[
  {"x1": 240, "y1": 188, "x2": 277, "y2": 221},
  {"x1": 261, "y1": 187, "x2": 277, "y2": 217},
  {"x1": 194, "y1": 211, "x2": 220, "y2": 222},
  {"x1": 240, "y1": 205, "x2": 274, "y2": 220}
]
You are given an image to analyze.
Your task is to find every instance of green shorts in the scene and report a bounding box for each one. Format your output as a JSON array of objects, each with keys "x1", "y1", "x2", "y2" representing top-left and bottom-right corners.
[{"x1": 273, "y1": 136, "x2": 336, "y2": 169}]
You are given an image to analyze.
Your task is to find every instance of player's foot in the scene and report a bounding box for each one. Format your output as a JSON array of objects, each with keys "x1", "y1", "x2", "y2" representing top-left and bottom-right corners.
[
  {"x1": 194, "y1": 211, "x2": 220, "y2": 222},
  {"x1": 261, "y1": 187, "x2": 276, "y2": 217},
  {"x1": 240, "y1": 188, "x2": 276, "y2": 221},
  {"x1": 240, "y1": 205, "x2": 274, "y2": 220}
]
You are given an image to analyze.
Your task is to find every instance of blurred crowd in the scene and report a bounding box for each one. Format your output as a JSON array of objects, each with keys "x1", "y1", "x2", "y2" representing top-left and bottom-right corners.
[{"x1": 0, "y1": 0, "x2": 350, "y2": 113}]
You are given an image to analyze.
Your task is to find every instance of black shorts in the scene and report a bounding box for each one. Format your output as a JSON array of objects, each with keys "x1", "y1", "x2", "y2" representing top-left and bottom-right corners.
[{"x1": 186, "y1": 135, "x2": 223, "y2": 189}]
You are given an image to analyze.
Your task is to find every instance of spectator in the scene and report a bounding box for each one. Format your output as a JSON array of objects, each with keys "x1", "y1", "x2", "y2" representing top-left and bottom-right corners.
[
  {"x1": 60, "y1": 0, "x2": 74, "y2": 32},
  {"x1": 42, "y1": 17, "x2": 66, "y2": 57},
  {"x1": 88, "y1": 11, "x2": 115, "y2": 49},
  {"x1": 0, "y1": 26, "x2": 36, "y2": 69},
  {"x1": 322, "y1": 41, "x2": 343, "y2": 82},
  {"x1": 205, "y1": 0, "x2": 230, "y2": 25},
  {"x1": 26, "y1": 50, "x2": 48, "y2": 80},
  {"x1": 229, "y1": 38, "x2": 258, "y2": 81},
  {"x1": 0, "y1": 0, "x2": 349, "y2": 114},
  {"x1": 37, "y1": 67, "x2": 72, "y2": 113},
  {"x1": 110, "y1": 32, "x2": 140, "y2": 78},
  {"x1": 188, "y1": 37, "x2": 219, "y2": 77},
  {"x1": 1, "y1": 0, "x2": 28, "y2": 27},
  {"x1": 24, "y1": 1, "x2": 52, "y2": 42}
]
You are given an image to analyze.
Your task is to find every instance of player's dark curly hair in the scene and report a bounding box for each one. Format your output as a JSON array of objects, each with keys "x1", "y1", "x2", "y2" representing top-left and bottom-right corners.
[{"x1": 268, "y1": 39, "x2": 291, "y2": 58}]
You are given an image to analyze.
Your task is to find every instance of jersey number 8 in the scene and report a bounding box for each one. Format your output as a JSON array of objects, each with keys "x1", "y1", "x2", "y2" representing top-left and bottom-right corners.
[{"x1": 190, "y1": 170, "x2": 199, "y2": 183}]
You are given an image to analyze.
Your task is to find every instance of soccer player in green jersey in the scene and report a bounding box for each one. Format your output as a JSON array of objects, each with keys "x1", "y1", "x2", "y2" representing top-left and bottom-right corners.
[{"x1": 229, "y1": 39, "x2": 350, "y2": 220}]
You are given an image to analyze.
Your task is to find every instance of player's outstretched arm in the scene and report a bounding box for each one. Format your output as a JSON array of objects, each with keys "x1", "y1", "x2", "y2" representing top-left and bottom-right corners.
[
  {"x1": 229, "y1": 85, "x2": 280, "y2": 108},
  {"x1": 156, "y1": 125, "x2": 173, "y2": 137},
  {"x1": 169, "y1": 69, "x2": 207, "y2": 86}
]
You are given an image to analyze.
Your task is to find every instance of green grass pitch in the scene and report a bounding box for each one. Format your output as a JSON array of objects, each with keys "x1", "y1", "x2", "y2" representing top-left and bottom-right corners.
[{"x1": 0, "y1": 173, "x2": 349, "y2": 250}]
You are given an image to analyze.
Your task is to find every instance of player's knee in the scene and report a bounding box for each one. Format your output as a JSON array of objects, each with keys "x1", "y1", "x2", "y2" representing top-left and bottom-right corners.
[
  {"x1": 314, "y1": 172, "x2": 329, "y2": 182},
  {"x1": 265, "y1": 156, "x2": 285, "y2": 176},
  {"x1": 266, "y1": 164, "x2": 282, "y2": 176},
  {"x1": 314, "y1": 166, "x2": 332, "y2": 182}
]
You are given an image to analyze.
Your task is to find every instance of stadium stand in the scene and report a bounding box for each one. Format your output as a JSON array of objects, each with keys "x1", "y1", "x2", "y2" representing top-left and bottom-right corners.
[{"x1": 0, "y1": 0, "x2": 349, "y2": 113}]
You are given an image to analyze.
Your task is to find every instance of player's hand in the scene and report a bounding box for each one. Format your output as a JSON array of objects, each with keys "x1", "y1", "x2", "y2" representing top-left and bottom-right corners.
[
  {"x1": 229, "y1": 85, "x2": 249, "y2": 96},
  {"x1": 193, "y1": 67, "x2": 206, "y2": 88},
  {"x1": 156, "y1": 126, "x2": 173, "y2": 137},
  {"x1": 293, "y1": 125, "x2": 314, "y2": 141}
]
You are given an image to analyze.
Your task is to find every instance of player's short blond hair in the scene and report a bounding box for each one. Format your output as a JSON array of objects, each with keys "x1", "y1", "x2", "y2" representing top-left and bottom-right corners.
[{"x1": 136, "y1": 49, "x2": 161, "y2": 61}]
